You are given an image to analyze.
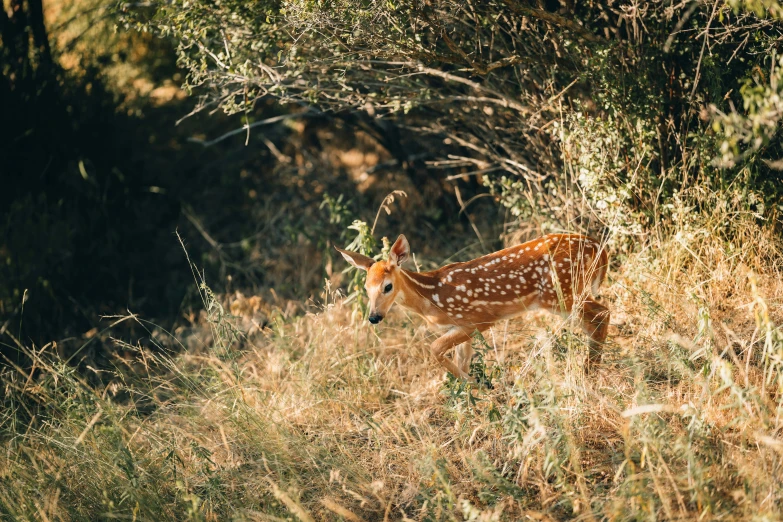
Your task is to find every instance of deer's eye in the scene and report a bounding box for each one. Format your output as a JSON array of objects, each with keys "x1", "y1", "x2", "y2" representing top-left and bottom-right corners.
[{"x1": 384, "y1": 283, "x2": 393, "y2": 294}]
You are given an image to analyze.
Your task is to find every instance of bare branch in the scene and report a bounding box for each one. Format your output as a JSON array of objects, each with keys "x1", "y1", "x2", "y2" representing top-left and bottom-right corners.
[
  {"x1": 501, "y1": 0, "x2": 603, "y2": 43},
  {"x1": 188, "y1": 111, "x2": 314, "y2": 147}
]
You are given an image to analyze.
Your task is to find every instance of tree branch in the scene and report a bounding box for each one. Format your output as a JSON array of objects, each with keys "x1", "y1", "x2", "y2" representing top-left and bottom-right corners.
[
  {"x1": 187, "y1": 111, "x2": 314, "y2": 147},
  {"x1": 502, "y1": 0, "x2": 603, "y2": 43}
]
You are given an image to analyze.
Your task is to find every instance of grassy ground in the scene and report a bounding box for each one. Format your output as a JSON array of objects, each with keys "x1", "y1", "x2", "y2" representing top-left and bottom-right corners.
[
  {"x1": 5, "y1": 2, "x2": 783, "y2": 520},
  {"x1": 2, "y1": 209, "x2": 783, "y2": 521}
]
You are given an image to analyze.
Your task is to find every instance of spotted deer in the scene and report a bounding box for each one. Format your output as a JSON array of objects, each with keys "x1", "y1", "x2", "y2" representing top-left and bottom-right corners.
[{"x1": 337, "y1": 234, "x2": 610, "y2": 379}]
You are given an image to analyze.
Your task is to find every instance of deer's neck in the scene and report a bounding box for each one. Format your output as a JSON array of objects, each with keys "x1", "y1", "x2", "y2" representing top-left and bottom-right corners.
[{"x1": 397, "y1": 269, "x2": 439, "y2": 314}]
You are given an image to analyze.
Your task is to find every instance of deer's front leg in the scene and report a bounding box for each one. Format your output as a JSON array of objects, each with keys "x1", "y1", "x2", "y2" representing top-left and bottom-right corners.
[
  {"x1": 454, "y1": 342, "x2": 474, "y2": 376},
  {"x1": 431, "y1": 328, "x2": 474, "y2": 380}
]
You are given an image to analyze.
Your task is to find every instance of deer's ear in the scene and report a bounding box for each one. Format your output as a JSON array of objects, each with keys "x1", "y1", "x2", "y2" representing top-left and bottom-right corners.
[
  {"x1": 335, "y1": 246, "x2": 375, "y2": 271},
  {"x1": 389, "y1": 235, "x2": 410, "y2": 266}
]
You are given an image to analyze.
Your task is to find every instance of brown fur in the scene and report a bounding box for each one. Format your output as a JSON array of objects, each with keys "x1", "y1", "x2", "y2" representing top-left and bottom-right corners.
[{"x1": 338, "y1": 233, "x2": 610, "y2": 378}]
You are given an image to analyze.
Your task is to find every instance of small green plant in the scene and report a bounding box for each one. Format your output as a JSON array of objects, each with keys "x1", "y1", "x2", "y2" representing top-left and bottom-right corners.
[
  {"x1": 338, "y1": 219, "x2": 377, "y2": 316},
  {"x1": 468, "y1": 330, "x2": 501, "y2": 390},
  {"x1": 443, "y1": 331, "x2": 499, "y2": 413},
  {"x1": 415, "y1": 454, "x2": 458, "y2": 522},
  {"x1": 335, "y1": 190, "x2": 407, "y2": 316},
  {"x1": 320, "y1": 193, "x2": 354, "y2": 231}
]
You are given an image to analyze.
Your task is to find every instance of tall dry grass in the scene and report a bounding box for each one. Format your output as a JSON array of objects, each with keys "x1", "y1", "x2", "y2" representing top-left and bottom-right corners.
[{"x1": 2, "y1": 198, "x2": 783, "y2": 521}]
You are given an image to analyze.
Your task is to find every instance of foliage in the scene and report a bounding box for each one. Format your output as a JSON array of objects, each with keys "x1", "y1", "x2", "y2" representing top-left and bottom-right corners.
[
  {"x1": 713, "y1": 55, "x2": 783, "y2": 168},
  {"x1": 129, "y1": 0, "x2": 783, "y2": 244}
]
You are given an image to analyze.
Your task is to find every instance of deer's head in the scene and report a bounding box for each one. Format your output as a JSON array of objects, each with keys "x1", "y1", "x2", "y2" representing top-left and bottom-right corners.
[{"x1": 336, "y1": 235, "x2": 410, "y2": 324}]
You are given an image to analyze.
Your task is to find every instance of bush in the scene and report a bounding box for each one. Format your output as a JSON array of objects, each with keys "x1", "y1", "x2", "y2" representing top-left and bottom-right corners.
[{"x1": 129, "y1": 1, "x2": 783, "y2": 247}]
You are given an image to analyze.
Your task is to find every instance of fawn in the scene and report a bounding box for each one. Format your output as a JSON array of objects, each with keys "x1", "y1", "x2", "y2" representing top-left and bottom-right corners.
[{"x1": 337, "y1": 234, "x2": 610, "y2": 379}]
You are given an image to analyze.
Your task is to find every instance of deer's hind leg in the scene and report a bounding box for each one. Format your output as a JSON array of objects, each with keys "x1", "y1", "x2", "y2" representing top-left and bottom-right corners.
[{"x1": 579, "y1": 298, "x2": 610, "y2": 367}]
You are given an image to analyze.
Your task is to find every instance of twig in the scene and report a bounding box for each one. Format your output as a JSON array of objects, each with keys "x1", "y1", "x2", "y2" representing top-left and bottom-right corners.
[
  {"x1": 663, "y1": 1, "x2": 699, "y2": 53},
  {"x1": 371, "y1": 191, "x2": 408, "y2": 235},
  {"x1": 502, "y1": 0, "x2": 603, "y2": 43},
  {"x1": 526, "y1": 76, "x2": 581, "y2": 123},
  {"x1": 415, "y1": 66, "x2": 529, "y2": 115},
  {"x1": 365, "y1": 159, "x2": 399, "y2": 174},
  {"x1": 221, "y1": 29, "x2": 232, "y2": 66},
  {"x1": 454, "y1": 184, "x2": 486, "y2": 251},
  {"x1": 445, "y1": 166, "x2": 502, "y2": 180},
  {"x1": 188, "y1": 111, "x2": 313, "y2": 147},
  {"x1": 182, "y1": 206, "x2": 221, "y2": 252},
  {"x1": 262, "y1": 137, "x2": 291, "y2": 162},
  {"x1": 690, "y1": 0, "x2": 720, "y2": 102}
]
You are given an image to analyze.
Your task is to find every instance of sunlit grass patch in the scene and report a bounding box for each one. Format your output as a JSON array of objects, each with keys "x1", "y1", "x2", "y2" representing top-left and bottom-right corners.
[{"x1": 3, "y1": 212, "x2": 783, "y2": 520}]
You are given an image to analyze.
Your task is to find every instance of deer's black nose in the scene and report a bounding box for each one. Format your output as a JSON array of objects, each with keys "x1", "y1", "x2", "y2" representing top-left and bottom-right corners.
[{"x1": 368, "y1": 314, "x2": 383, "y2": 324}]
